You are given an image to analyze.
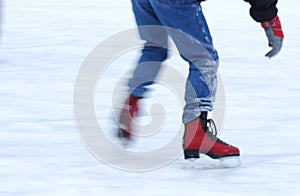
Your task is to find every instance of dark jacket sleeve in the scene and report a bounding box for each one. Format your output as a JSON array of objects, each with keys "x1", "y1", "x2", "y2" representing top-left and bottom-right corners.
[{"x1": 244, "y1": 0, "x2": 278, "y2": 22}]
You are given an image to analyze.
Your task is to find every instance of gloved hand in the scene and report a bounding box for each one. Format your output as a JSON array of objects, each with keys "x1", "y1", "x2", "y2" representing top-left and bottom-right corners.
[{"x1": 261, "y1": 16, "x2": 284, "y2": 58}]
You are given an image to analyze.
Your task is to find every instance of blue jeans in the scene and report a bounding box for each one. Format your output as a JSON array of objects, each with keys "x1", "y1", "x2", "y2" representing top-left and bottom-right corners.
[{"x1": 129, "y1": 0, "x2": 219, "y2": 123}]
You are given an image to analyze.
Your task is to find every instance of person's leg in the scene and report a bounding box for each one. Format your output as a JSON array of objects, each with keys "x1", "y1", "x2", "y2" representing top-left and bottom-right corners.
[
  {"x1": 129, "y1": 0, "x2": 169, "y2": 98},
  {"x1": 149, "y1": 0, "x2": 218, "y2": 123},
  {"x1": 149, "y1": 0, "x2": 239, "y2": 160},
  {"x1": 118, "y1": 0, "x2": 169, "y2": 141}
]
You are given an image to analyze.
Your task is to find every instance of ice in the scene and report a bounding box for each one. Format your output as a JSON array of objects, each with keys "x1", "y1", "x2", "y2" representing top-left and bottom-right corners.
[{"x1": 1, "y1": 0, "x2": 300, "y2": 195}]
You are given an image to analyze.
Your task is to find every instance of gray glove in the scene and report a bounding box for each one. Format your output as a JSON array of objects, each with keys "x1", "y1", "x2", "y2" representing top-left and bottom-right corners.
[{"x1": 261, "y1": 16, "x2": 284, "y2": 58}]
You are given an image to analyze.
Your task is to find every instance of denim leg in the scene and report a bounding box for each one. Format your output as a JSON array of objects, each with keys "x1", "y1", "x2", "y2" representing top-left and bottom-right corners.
[
  {"x1": 149, "y1": 0, "x2": 219, "y2": 123},
  {"x1": 129, "y1": 0, "x2": 168, "y2": 98}
]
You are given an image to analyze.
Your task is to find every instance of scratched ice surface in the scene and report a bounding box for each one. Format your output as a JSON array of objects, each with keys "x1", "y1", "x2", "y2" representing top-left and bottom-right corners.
[{"x1": 0, "y1": 0, "x2": 299, "y2": 195}]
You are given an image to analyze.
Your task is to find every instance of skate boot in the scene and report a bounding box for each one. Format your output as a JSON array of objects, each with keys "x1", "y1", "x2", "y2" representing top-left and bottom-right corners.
[
  {"x1": 117, "y1": 95, "x2": 140, "y2": 142},
  {"x1": 183, "y1": 112, "x2": 240, "y2": 160}
]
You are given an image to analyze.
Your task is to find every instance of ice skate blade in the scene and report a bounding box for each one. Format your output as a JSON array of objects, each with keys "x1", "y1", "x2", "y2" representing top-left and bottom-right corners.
[
  {"x1": 118, "y1": 137, "x2": 130, "y2": 147},
  {"x1": 182, "y1": 156, "x2": 241, "y2": 170},
  {"x1": 218, "y1": 156, "x2": 241, "y2": 168},
  {"x1": 181, "y1": 158, "x2": 198, "y2": 170},
  {"x1": 116, "y1": 129, "x2": 134, "y2": 148},
  {"x1": 116, "y1": 136, "x2": 137, "y2": 148}
]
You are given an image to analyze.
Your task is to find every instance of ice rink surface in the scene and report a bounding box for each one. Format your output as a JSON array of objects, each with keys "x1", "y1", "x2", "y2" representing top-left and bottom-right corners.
[{"x1": 0, "y1": 0, "x2": 300, "y2": 195}]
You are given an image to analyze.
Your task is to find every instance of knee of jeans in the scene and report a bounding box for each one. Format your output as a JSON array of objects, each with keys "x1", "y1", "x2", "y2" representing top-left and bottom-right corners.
[{"x1": 141, "y1": 46, "x2": 168, "y2": 62}]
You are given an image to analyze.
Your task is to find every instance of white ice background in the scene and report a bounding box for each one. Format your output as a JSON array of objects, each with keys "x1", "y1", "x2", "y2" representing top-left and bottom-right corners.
[{"x1": 0, "y1": 0, "x2": 300, "y2": 195}]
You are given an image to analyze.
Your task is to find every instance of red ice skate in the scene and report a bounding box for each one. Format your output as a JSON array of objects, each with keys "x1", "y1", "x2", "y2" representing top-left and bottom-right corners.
[
  {"x1": 183, "y1": 112, "x2": 240, "y2": 160},
  {"x1": 117, "y1": 95, "x2": 140, "y2": 142}
]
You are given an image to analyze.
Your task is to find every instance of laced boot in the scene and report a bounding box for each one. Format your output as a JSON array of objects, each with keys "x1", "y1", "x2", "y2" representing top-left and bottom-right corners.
[{"x1": 183, "y1": 112, "x2": 240, "y2": 159}]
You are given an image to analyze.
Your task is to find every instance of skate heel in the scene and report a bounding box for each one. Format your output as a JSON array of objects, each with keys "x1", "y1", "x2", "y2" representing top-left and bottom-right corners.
[{"x1": 184, "y1": 149, "x2": 199, "y2": 159}]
